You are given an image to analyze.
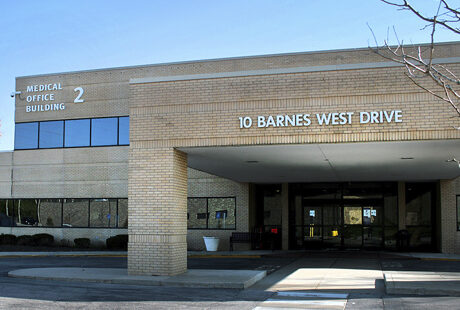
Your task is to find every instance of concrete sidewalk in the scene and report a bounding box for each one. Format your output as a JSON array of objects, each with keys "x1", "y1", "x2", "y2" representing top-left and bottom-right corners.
[
  {"x1": 384, "y1": 271, "x2": 460, "y2": 296},
  {"x1": 8, "y1": 267, "x2": 267, "y2": 289},
  {"x1": 0, "y1": 251, "x2": 127, "y2": 257},
  {"x1": 390, "y1": 252, "x2": 460, "y2": 261}
]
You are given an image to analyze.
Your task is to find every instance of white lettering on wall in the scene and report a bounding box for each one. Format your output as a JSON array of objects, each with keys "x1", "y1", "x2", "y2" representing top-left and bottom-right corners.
[
  {"x1": 24, "y1": 82, "x2": 84, "y2": 113},
  {"x1": 239, "y1": 110, "x2": 403, "y2": 129}
]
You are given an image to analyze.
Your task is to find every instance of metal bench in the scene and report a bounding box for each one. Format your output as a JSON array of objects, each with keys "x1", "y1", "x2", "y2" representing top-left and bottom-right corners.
[{"x1": 229, "y1": 232, "x2": 254, "y2": 251}]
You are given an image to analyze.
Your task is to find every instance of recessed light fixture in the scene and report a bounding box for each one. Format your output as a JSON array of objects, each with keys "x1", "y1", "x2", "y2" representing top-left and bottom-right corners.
[
  {"x1": 400, "y1": 157, "x2": 414, "y2": 160},
  {"x1": 245, "y1": 160, "x2": 259, "y2": 164}
]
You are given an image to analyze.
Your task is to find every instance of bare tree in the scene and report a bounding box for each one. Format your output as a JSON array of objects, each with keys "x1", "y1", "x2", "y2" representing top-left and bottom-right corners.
[{"x1": 369, "y1": 0, "x2": 460, "y2": 122}]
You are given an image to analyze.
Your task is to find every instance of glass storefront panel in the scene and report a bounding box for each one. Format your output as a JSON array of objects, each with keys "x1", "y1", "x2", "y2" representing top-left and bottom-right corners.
[
  {"x1": 90, "y1": 198, "x2": 117, "y2": 227},
  {"x1": 0, "y1": 199, "x2": 14, "y2": 227},
  {"x1": 38, "y1": 199, "x2": 62, "y2": 227},
  {"x1": 13, "y1": 199, "x2": 39, "y2": 226},
  {"x1": 384, "y1": 227, "x2": 398, "y2": 249},
  {"x1": 323, "y1": 226, "x2": 341, "y2": 247},
  {"x1": 119, "y1": 116, "x2": 129, "y2": 145},
  {"x1": 343, "y1": 225, "x2": 362, "y2": 248},
  {"x1": 187, "y1": 198, "x2": 207, "y2": 229},
  {"x1": 208, "y1": 198, "x2": 236, "y2": 229},
  {"x1": 63, "y1": 199, "x2": 89, "y2": 227},
  {"x1": 64, "y1": 119, "x2": 90, "y2": 147},
  {"x1": 344, "y1": 206, "x2": 362, "y2": 225},
  {"x1": 91, "y1": 118, "x2": 118, "y2": 146},
  {"x1": 15, "y1": 122, "x2": 38, "y2": 149},
  {"x1": 39, "y1": 121, "x2": 64, "y2": 148},
  {"x1": 118, "y1": 199, "x2": 128, "y2": 228},
  {"x1": 363, "y1": 226, "x2": 383, "y2": 248}
]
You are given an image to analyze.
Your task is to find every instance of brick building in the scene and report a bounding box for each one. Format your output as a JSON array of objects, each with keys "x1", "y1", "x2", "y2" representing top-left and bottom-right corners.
[{"x1": 1, "y1": 42, "x2": 460, "y2": 276}]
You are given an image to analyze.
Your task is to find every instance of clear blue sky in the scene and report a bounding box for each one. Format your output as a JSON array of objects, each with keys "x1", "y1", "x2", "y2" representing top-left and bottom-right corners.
[{"x1": 0, "y1": 0, "x2": 458, "y2": 150}]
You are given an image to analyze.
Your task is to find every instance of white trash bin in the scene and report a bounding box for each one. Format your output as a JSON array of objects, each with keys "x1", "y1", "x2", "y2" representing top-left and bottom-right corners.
[{"x1": 203, "y1": 236, "x2": 220, "y2": 251}]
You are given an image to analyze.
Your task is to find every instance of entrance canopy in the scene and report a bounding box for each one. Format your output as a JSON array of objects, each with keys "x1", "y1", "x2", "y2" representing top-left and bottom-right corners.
[{"x1": 179, "y1": 140, "x2": 460, "y2": 183}]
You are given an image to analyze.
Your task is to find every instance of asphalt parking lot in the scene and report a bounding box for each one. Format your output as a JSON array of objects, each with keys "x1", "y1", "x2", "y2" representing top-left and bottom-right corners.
[{"x1": 0, "y1": 251, "x2": 459, "y2": 309}]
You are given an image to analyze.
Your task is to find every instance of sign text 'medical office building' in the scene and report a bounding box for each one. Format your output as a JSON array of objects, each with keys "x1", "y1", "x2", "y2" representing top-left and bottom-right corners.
[{"x1": 1, "y1": 42, "x2": 460, "y2": 276}]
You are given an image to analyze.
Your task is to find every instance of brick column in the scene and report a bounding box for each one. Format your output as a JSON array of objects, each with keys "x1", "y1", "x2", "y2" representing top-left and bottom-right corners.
[
  {"x1": 128, "y1": 148, "x2": 188, "y2": 276},
  {"x1": 439, "y1": 179, "x2": 456, "y2": 254}
]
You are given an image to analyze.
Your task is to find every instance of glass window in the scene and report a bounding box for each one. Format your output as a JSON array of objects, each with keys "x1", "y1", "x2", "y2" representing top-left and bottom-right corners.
[
  {"x1": 406, "y1": 183, "x2": 434, "y2": 226},
  {"x1": 187, "y1": 198, "x2": 207, "y2": 229},
  {"x1": 457, "y1": 196, "x2": 460, "y2": 231},
  {"x1": 119, "y1": 117, "x2": 129, "y2": 145},
  {"x1": 14, "y1": 199, "x2": 39, "y2": 226},
  {"x1": 91, "y1": 118, "x2": 118, "y2": 146},
  {"x1": 64, "y1": 119, "x2": 90, "y2": 147},
  {"x1": 118, "y1": 199, "x2": 128, "y2": 228},
  {"x1": 90, "y1": 199, "x2": 117, "y2": 227},
  {"x1": 15, "y1": 122, "x2": 38, "y2": 149},
  {"x1": 0, "y1": 200, "x2": 14, "y2": 227},
  {"x1": 39, "y1": 199, "x2": 62, "y2": 227},
  {"x1": 63, "y1": 199, "x2": 89, "y2": 227},
  {"x1": 208, "y1": 198, "x2": 236, "y2": 229},
  {"x1": 39, "y1": 121, "x2": 64, "y2": 148}
]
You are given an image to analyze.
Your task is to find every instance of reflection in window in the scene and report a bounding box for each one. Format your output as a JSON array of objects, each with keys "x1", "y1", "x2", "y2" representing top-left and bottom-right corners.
[
  {"x1": 91, "y1": 118, "x2": 118, "y2": 146},
  {"x1": 63, "y1": 199, "x2": 89, "y2": 227},
  {"x1": 457, "y1": 196, "x2": 460, "y2": 231},
  {"x1": 119, "y1": 117, "x2": 129, "y2": 145},
  {"x1": 90, "y1": 199, "x2": 117, "y2": 227},
  {"x1": 14, "y1": 199, "x2": 39, "y2": 226},
  {"x1": 208, "y1": 198, "x2": 236, "y2": 229},
  {"x1": 118, "y1": 199, "x2": 128, "y2": 228},
  {"x1": 39, "y1": 199, "x2": 62, "y2": 227},
  {"x1": 187, "y1": 197, "x2": 236, "y2": 229},
  {"x1": 15, "y1": 122, "x2": 38, "y2": 149},
  {"x1": 0, "y1": 200, "x2": 14, "y2": 227},
  {"x1": 65, "y1": 119, "x2": 90, "y2": 147},
  {"x1": 187, "y1": 198, "x2": 207, "y2": 229},
  {"x1": 39, "y1": 121, "x2": 64, "y2": 148}
]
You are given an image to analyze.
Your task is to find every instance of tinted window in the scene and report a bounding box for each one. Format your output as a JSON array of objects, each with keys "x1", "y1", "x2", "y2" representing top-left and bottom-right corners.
[
  {"x1": 118, "y1": 199, "x2": 128, "y2": 228},
  {"x1": 14, "y1": 199, "x2": 39, "y2": 226},
  {"x1": 39, "y1": 121, "x2": 63, "y2": 148},
  {"x1": 0, "y1": 200, "x2": 14, "y2": 227},
  {"x1": 63, "y1": 199, "x2": 89, "y2": 227},
  {"x1": 91, "y1": 118, "x2": 118, "y2": 146},
  {"x1": 90, "y1": 198, "x2": 117, "y2": 227},
  {"x1": 119, "y1": 117, "x2": 129, "y2": 145},
  {"x1": 15, "y1": 122, "x2": 38, "y2": 149},
  {"x1": 39, "y1": 199, "x2": 62, "y2": 227},
  {"x1": 65, "y1": 119, "x2": 90, "y2": 147}
]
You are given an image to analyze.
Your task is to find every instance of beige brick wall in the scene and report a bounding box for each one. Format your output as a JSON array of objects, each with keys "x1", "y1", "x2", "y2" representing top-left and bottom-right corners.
[
  {"x1": 187, "y1": 168, "x2": 249, "y2": 251},
  {"x1": 440, "y1": 180, "x2": 458, "y2": 253},
  {"x1": 10, "y1": 42, "x2": 460, "y2": 274},
  {"x1": 128, "y1": 148, "x2": 188, "y2": 276},
  {"x1": 0, "y1": 152, "x2": 12, "y2": 198},
  {"x1": 10, "y1": 147, "x2": 128, "y2": 198}
]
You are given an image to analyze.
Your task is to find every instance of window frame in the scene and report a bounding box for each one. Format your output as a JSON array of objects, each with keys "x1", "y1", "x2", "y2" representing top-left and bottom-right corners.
[
  {"x1": 14, "y1": 116, "x2": 129, "y2": 150},
  {"x1": 90, "y1": 117, "x2": 119, "y2": 147},
  {"x1": 14, "y1": 122, "x2": 39, "y2": 150},
  {"x1": 38, "y1": 120, "x2": 64, "y2": 149},
  {"x1": 0, "y1": 198, "x2": 128, "y2": 229},
  {"x1": 187, "y1": 196, "x2": 237, "y2": 230},
  {"x1": 457, "y1": 195, "x2": 460, "y2": 231}
]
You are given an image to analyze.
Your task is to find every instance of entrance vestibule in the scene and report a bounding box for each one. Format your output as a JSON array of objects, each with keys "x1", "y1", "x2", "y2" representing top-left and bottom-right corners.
[{"x1": 255, "y1": 182, "x2": 437, "y2": 251}]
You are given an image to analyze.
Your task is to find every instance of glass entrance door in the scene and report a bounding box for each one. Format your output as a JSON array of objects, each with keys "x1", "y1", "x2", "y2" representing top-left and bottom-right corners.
[
  {"x1": 303, "y1": 206, "x2": 322, "y2": 248},
  {"x1": 362, "y1": 205, "x2": 383, "y2": 248},
  {"x1": 343, "y1": 205, "x2": 363, "y2": 248}
]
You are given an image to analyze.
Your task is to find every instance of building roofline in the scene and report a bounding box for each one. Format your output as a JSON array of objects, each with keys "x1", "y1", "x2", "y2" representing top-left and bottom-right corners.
[{"x1": 16, "y1": 41, "x2": 460, "y2": 79}]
